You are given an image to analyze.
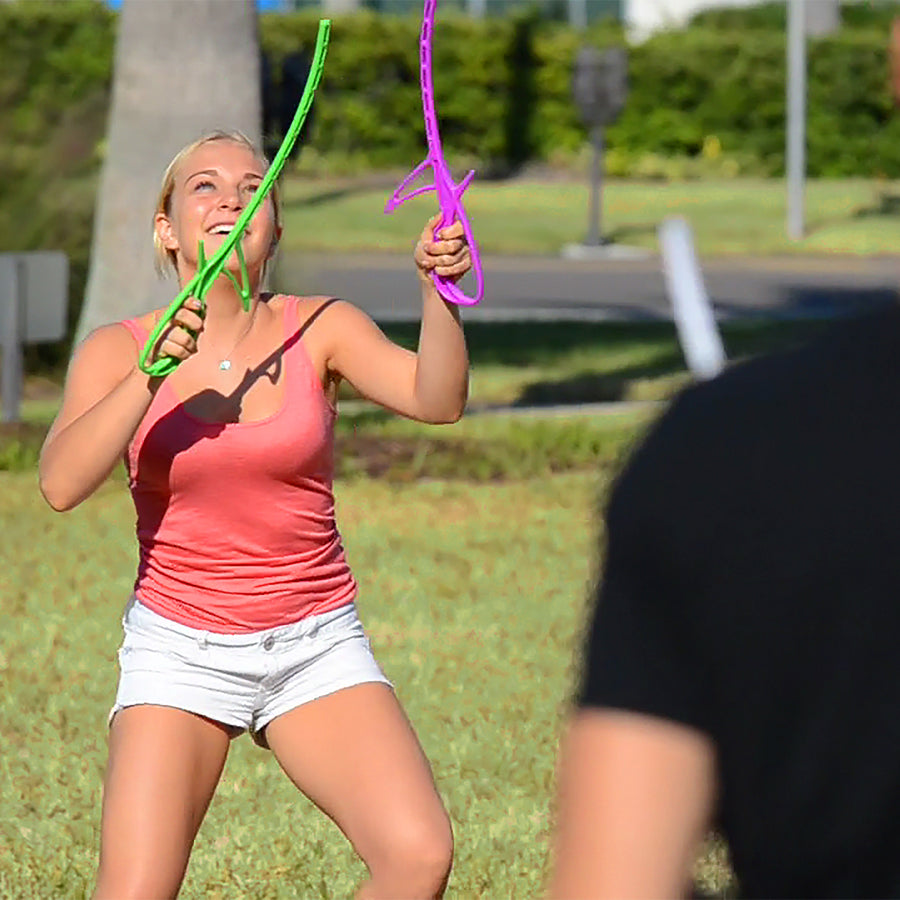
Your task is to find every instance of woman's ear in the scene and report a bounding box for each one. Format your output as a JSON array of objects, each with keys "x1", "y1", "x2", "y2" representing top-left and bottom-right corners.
[
  {"x1": 268, "y1": 224, "x2": 283, "y2": 259},
  {"x1": 154, "y1": 212, "x2": 179, "y2": 253}
]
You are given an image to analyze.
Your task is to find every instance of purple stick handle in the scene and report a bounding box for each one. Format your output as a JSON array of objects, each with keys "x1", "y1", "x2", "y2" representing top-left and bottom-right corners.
[{"x1": 384, "y1": 0, "x2": 484, "y2": 306}]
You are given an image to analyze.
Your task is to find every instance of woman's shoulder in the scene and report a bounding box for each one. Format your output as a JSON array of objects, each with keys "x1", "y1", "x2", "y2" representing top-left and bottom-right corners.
[
  {"x1": 103, "y1": 307, "x2": 165, "y2": 340},
  {"x1": 69, "y1": 318, "x2": 144, "y2": 381},
  {"x1": 80, "y1": 307, "x2": 167, "y2": 364},
  {"x1": 272, "y1": 293, "x2": 358, "y2": 329},
  {"x1": 272, "y1": 293, "x2": 345, "y2": 313}
]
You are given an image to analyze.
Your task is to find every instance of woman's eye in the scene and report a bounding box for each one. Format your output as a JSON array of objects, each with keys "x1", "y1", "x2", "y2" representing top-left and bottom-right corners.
[
  {"x1": 193, "y1": 180, "x2": 215, "y2": 191},
  {"x1": 244, "y1": 183, "x2": 260, "y2": 194}
]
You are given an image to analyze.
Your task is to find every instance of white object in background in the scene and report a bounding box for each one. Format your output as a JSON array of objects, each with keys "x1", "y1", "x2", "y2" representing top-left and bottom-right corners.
[
  {"x1": 658, "y1": 216, "x2": 726, "y2": 381},
  {"x1": 0, "y1": 251, "x2": 68, "y2": 423}
]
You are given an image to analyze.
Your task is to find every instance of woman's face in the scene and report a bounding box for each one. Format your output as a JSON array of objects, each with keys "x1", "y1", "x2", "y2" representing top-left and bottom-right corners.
[{"x1": 156, "y1": 140, "x2": 280, "y2": 277}]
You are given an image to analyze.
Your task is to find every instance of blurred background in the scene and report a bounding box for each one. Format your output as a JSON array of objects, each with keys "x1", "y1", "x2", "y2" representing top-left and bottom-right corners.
[{"x1": 2, "y1": 1, "x2": 899, "y2": 896}]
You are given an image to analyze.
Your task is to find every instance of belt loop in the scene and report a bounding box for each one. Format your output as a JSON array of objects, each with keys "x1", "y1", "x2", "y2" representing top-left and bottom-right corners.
[{"x1": 197, "y1": 631, "x2": 209, "y2": 650}]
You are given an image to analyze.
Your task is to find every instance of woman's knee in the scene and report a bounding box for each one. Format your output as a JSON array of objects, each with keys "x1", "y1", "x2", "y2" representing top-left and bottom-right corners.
[
  {"x1": 93, "y1": 863, "x2": 185, "y2": 900},
  {"x1": 369, "y1": 811, "x2": 454, "y2": 895}
]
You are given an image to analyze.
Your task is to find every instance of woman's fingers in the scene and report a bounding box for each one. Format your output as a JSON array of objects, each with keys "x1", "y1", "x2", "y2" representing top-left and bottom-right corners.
[
  {"x1": 173, "y1": 299, "x2": 204, "y2": 334},
  {"x1": 154, "y1": 299, "x2": 204, "y2": 363},
  {"x1": 434, "y1": 256, "x2": 471, "y2": 278},
  {"x1": 156, "y1": 326, "x2": 197, "y2": 361},
  {"x1": 423, "y1": 251, "x2": 470, "y2": 271},
  {"x1": 436, "y1": 219, "x2": 465, "y2": 241},
  {"x1": 173, "y1": 310, "x2": 204, "y2": 334},
  {"x1": 428, "y1": 237, "x2": 466, "y2": 256},
  {"x1": 415, "y1": 216, "x2": 472, "y2": 284}
]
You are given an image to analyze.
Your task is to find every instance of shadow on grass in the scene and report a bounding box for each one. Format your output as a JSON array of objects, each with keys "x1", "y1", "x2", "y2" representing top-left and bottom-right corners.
[
  {"x1": 381, "y1": 319, "x2": 830, "y2": 406},
  {"x1": 10, "y1": 320, "x2": 834, "y2": 480},
  {"x1": 516, "y1": 357, "x2": 684, "y2": 405},
  {"x1": 605, "y1": 221, "x2": 660, "y2": 245},
  {"x1": 851, "y1": 191, "x2": 900, "y2": 220}
]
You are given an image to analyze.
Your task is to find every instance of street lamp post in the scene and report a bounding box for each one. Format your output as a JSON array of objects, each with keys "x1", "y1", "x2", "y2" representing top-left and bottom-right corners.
[{"x1": 786, "y1": 0, "x2": 806, "y2": 241}]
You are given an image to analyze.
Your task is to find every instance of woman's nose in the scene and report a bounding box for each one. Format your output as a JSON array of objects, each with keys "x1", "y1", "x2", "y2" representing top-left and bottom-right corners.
[{"x1": 219, "y1": 188, "x2": 243, "y2": 209}]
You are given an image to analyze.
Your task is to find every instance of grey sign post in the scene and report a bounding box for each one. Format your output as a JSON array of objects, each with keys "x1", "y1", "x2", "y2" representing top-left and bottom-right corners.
[
  {"x1": 572, "y1": 45, "x2": 628, "y2": 248},
  {"x1": 0, "y1": 252, "x2": 68, "y2": 423}
]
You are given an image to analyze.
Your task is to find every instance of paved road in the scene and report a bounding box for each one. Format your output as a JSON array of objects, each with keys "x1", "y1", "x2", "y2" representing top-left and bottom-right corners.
[{"x1": 274, "y1": 251, "x2": 900, "y2": 323}]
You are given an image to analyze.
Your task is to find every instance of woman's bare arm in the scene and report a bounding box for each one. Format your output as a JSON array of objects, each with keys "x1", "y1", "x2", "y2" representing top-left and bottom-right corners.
[
  {"x1": 39, "y1": 325, "x2": 158, "y2": 511},
  {"x1": 324, "y1": 219, "x2": 469, "y2": 424},
  {"x1": 548, "y1": 708, "x2": 716, "y2": 900},
  {"x1": 39, "y1": 301, "x2": 203, "y2": 511}
]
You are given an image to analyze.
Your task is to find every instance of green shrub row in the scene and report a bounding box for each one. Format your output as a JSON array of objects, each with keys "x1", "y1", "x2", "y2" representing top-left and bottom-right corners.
[
  {"x1": 0, "y1": 1, "x2": 114, "y2": 368},
  {"x1": 690, "y1": 0, "x2": 900, "y2": 32},
  {"x1": 2, "y1": 2, "x2": 899, "y2": 361},
  {"x1": 4, "y1": 3, "x2": 900, "y2": 181},
  {"x1": 608, "y1": 27, "x2": 900, "y2": 177}
]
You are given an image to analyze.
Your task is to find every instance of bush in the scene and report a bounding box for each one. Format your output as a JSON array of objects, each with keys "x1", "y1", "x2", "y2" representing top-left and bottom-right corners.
[
  {"x1": 610, "y1": 26, "x2": 900, "y2": 178},
  {"x1": 691, "y1": 1, "x2": 900, "y2": 32},
  {"x1": 259, "y1": 9, "x2": 622, "y2": 174},
  {"x1": 3, "y1": 1, "x2": 900, "y2": 365},
  {"x1": 0, "y1": 0, "x2": 114, "y2": 369},
  {"x1": 0, "y1": 424, "x2": 47, "y2": 472}
]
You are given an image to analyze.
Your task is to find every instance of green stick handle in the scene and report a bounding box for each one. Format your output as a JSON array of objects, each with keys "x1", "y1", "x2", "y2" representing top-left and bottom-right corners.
[{"x1": 139, "y1": 18, "x2": 332, "y2": 377}]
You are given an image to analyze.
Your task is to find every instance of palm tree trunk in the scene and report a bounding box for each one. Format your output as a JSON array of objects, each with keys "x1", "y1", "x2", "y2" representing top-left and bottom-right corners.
[{"x1": 76, "y1": 0, "x2": 261, "y2": 343}]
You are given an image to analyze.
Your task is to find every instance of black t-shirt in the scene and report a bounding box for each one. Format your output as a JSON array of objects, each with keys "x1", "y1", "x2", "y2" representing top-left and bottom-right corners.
[{"x1": 579, "y1": 305, "x2": 900, "y2": 898}]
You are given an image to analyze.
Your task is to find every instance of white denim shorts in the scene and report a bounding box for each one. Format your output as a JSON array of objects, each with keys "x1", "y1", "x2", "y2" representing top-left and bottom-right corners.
[{"x1": 111, "y1": 596, "x2": 392, "y2": 744}]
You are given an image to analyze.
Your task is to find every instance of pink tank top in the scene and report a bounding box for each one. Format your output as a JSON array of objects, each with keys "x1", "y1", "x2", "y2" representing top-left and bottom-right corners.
[{"x1": 120, "y1": 296, "x2": 357, "y2": 633}]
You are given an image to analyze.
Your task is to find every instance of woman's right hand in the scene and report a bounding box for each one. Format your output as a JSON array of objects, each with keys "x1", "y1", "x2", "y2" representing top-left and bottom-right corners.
[{"x1": 151, "y1": 297, "x2": 205, "y2": 366}]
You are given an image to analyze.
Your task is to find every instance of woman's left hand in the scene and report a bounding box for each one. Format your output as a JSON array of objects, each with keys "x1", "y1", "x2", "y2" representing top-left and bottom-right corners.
[{"x1": 414, "y1": 215, "x2": 471, "y2": 287}]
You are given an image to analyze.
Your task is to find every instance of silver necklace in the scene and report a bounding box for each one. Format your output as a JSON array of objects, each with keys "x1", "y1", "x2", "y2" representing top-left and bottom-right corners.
[{"x1": 208, "y1": 314, "x2": 255, "y2": 371}]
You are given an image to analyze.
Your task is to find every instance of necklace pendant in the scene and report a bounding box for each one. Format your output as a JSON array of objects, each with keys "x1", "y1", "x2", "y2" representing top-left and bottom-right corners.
[{"x1": 219, "y1": 360, "x2": 231, "y2": 371}]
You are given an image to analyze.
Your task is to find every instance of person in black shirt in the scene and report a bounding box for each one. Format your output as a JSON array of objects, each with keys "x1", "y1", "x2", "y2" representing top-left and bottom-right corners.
[{"x1": 548, "y1": 305, "x2": 900, "y2": 898}]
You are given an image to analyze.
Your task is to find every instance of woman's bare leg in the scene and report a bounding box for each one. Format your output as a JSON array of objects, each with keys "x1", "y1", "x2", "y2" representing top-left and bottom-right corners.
[
  {"x1": 93, "y1": 705, "x2": 233, "y2": 900},
  {"x1": 264, "y1": 684, "x2": 453, "y2": 900}
]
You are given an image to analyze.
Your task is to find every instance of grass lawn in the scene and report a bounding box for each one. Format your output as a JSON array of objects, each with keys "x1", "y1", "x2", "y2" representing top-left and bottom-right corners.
[
  {"x1": 7, "y1": 312, "x2": 820, "y2": 894},
  {"x1": 0, "y1": 461, "x2": 735, "y2": 897},
  {"x1": 280, "y1": 174, "x2": 900, "y2": 257},
  {"x1": 5, "y1": 318, "x2": 827, "y2": 481},
  {"x1": 1, "y1": 317, "x2": 826, "y2": 893}
]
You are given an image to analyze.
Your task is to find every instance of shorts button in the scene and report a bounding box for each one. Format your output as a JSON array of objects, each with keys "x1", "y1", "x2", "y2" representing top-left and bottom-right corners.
[{"x1": 263, "y1": 636, "x2": 275, "y2": 651}]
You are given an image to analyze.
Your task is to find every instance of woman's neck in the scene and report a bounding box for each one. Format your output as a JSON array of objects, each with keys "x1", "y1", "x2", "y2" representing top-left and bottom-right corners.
[{"x1": 177, "y1": 263, "x2": 264, "y2": 332}]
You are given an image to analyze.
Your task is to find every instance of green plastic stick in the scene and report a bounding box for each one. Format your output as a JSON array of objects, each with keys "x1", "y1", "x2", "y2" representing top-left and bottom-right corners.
[{"x1": 139, "y1": 18, "x2": 332, "y2": 377}]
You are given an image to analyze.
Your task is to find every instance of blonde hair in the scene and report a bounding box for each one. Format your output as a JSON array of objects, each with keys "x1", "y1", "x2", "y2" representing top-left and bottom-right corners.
[{"x1": 152, "y1": 130, "x2": 282, "y2": 275}]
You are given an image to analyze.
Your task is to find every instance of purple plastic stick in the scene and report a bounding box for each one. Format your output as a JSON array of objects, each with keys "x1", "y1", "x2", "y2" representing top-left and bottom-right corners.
[{"x1": 384, "y1": 0, "x2": 485, "y2": 306}]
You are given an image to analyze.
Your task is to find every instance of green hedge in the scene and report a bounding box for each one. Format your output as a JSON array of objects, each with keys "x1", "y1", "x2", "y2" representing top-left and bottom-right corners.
[
  {"x1": 3, "y1": 1, "x2": 900, "y2": 361},
  {"x1": 258, "y1": 10, "x2": 622, "y2": 171},
  {"x1": 609, "y1": 26, "x2": 900, "y2": 177},
  {"x1": 3, "y1": 4, "x2": 899, "y2": 185},
  {"x1": 691, "y1": 0, "x2": 900, "y2": 32},
  {"x1": 260, "y1": 10, "x2": 900, "y2": 178},
  {"x1": 0, "y1": 0, "x2": 115, "y2": 368}
]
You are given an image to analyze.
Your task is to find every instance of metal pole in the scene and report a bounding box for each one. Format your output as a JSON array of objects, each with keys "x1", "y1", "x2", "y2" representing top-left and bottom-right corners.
[
  {"x1": 786, "y1": 0, "x2": 806, "y2": 241},
  {"x1": 586, "y1": 125, "x2": 604, "y2": 246},
  {"x1": 1, "y1": 256, "x2": 24, "y2": 423}
]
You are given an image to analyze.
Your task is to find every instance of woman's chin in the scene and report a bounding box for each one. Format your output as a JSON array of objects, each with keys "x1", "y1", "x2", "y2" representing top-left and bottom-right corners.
[{"x1": 211, "y1": 242, "x2": 267, "y2": 273}]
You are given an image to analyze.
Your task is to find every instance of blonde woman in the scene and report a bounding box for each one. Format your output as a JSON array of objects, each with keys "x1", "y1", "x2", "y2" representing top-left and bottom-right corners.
[{"x1": 40, "y1": 131, "x2": 470, "y2": 899}]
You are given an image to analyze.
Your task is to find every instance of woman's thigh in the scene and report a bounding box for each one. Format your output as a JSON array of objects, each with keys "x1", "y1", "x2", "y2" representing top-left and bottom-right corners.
[
  {"x1": 94, "y1": 705, "x2": 233, "y2": 900},
  {"x1": 263, "y1": 684, "x2": 451, "y2": 868}
]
